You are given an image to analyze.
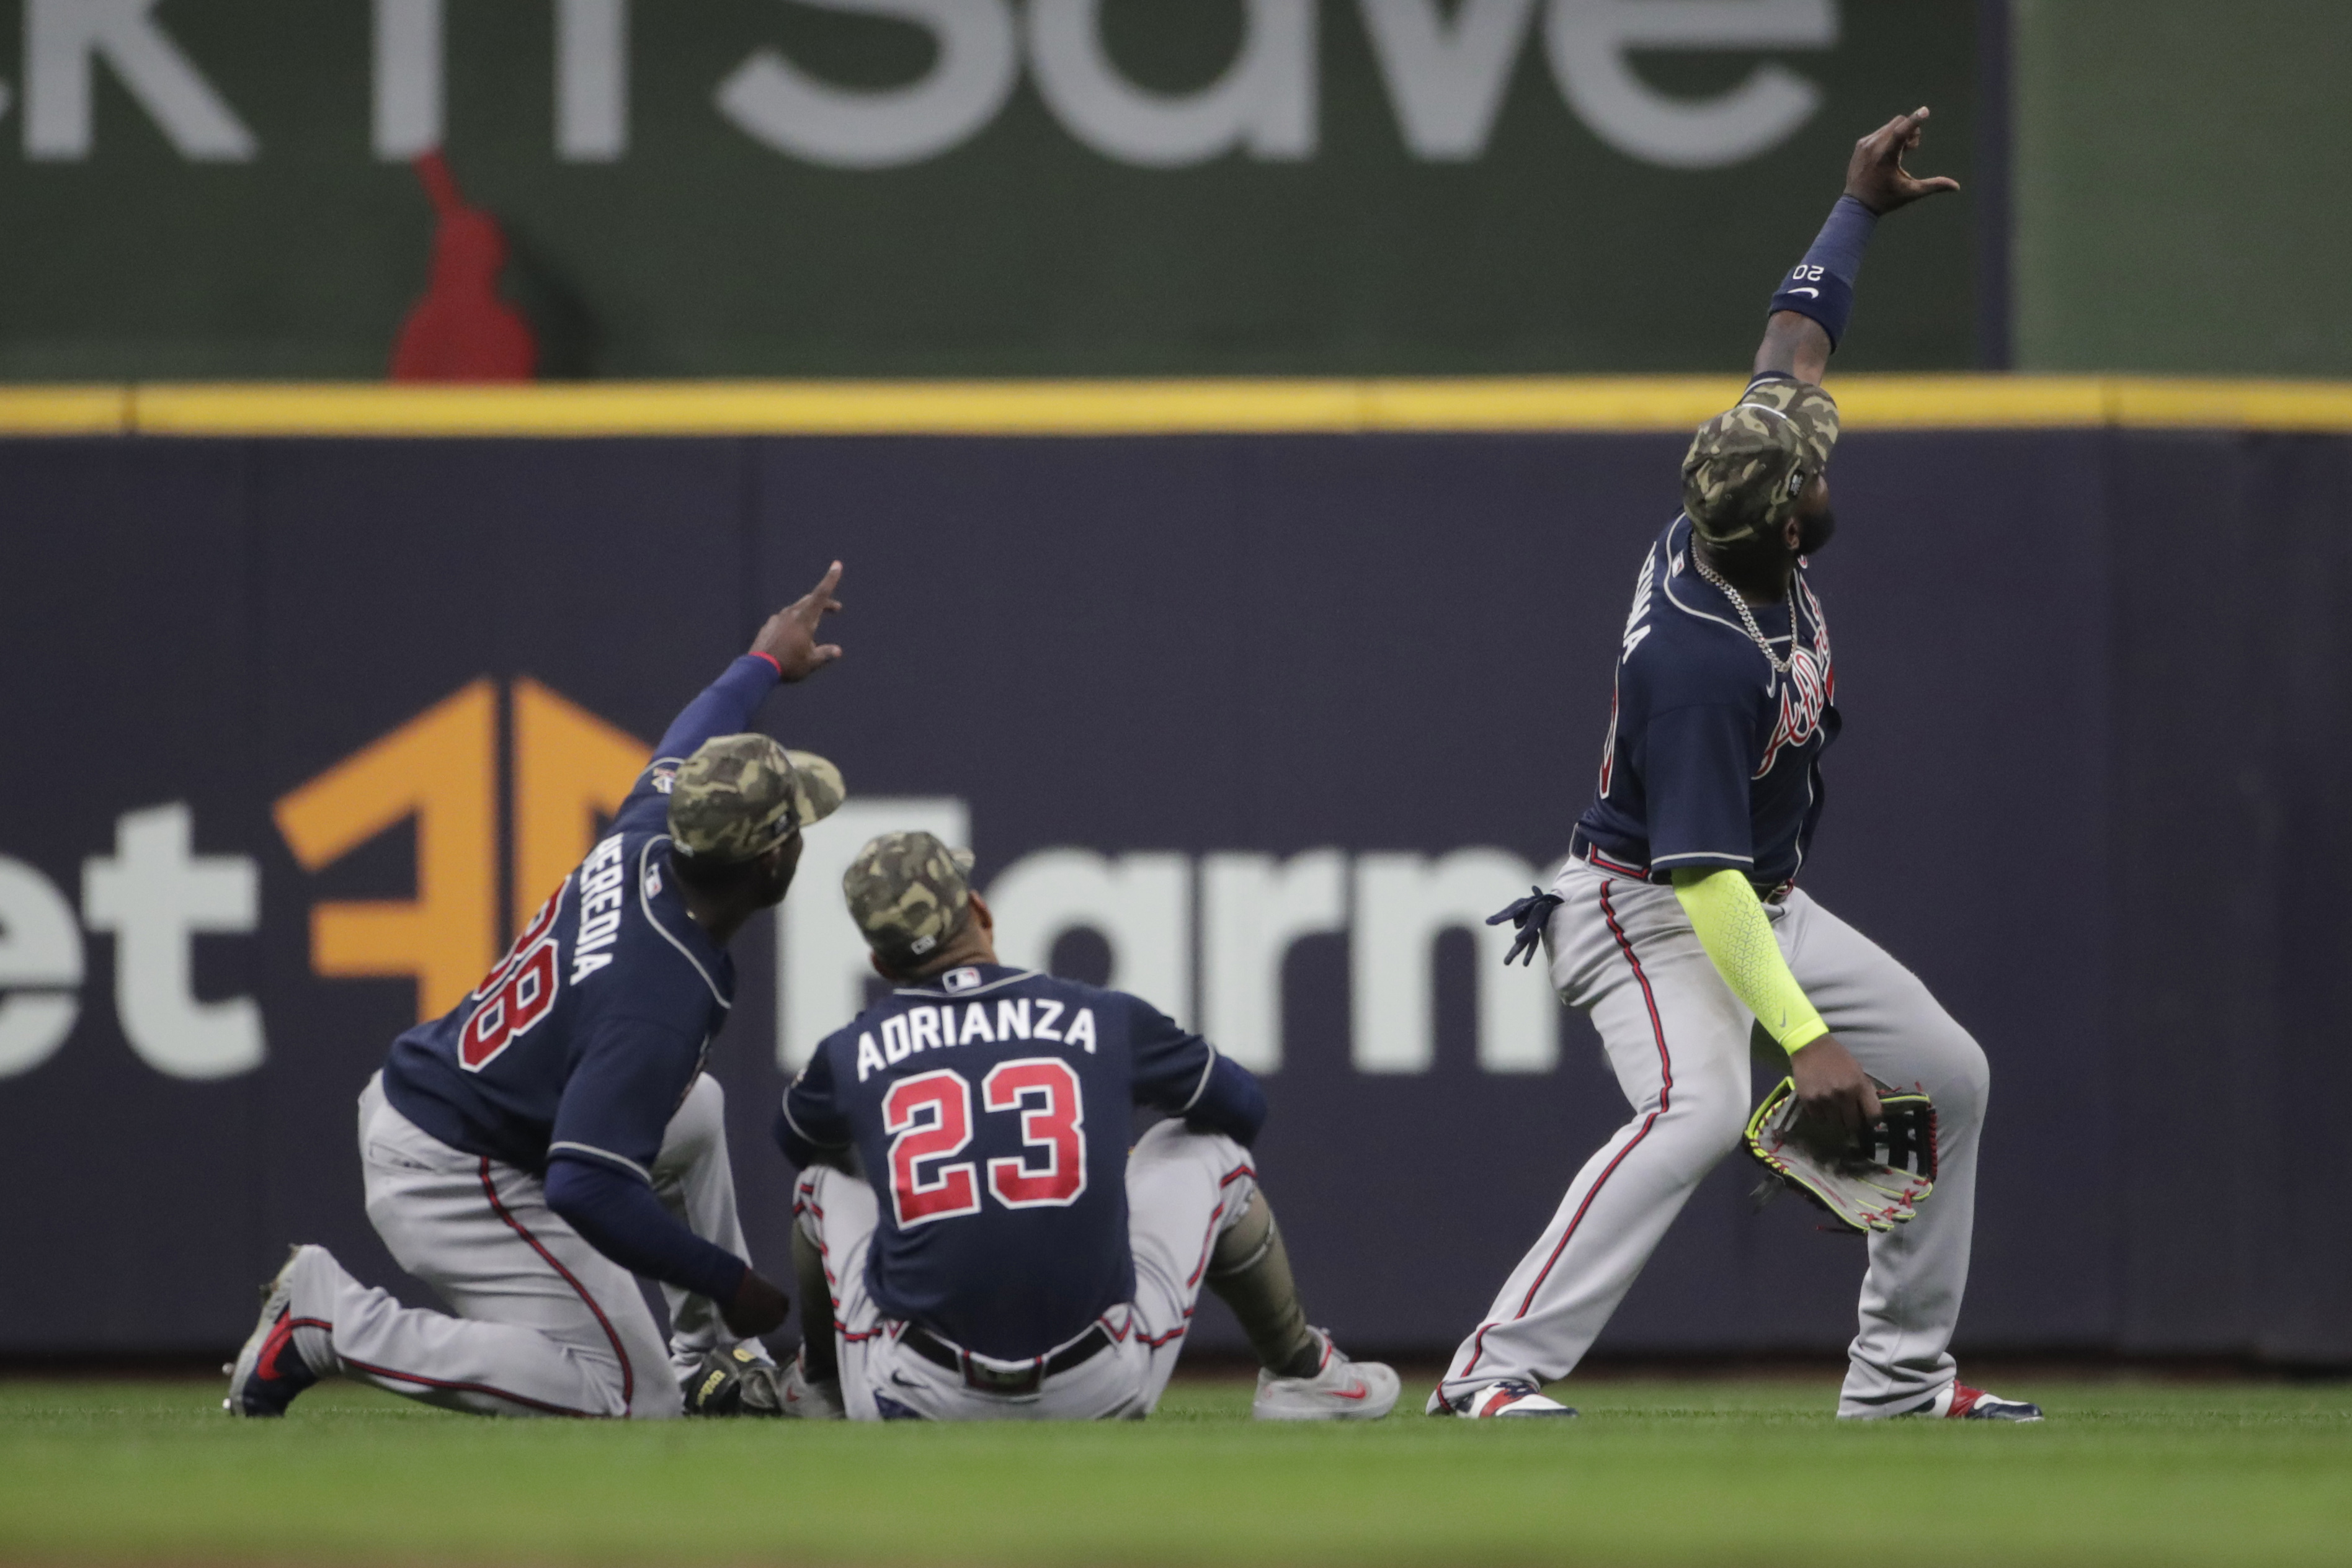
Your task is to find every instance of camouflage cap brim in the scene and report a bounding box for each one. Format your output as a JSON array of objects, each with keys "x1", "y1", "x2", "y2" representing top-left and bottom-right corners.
[
  {"x1": 784, "y1": 750, "x2": 845, "y2": 829},
  {"x1": 670, "y1": 734, "x2": 848, "y2": 863}
]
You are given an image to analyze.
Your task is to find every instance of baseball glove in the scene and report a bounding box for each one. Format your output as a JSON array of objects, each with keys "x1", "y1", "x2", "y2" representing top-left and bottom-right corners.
[
  {"x1": 682, "y1": 1344, "x2": 785, "y2": 1417},
  {"x1": 1743, "y1": 1076, "x2": 1936, "y2": 1234}
]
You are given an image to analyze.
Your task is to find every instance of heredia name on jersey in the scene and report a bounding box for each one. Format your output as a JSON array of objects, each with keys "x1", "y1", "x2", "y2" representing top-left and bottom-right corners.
[
  {"x1": 855, "y1": 997, "x2": 1097, "y2": 1082},
  {"x1": 571, "y1": 832, "x2": 628, "y2": 983}
]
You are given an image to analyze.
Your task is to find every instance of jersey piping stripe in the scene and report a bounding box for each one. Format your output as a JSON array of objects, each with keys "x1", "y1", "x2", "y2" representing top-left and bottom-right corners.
[
  {"x1": 1661, "y1": 519, "x2": 1811, "y2": 648},
  {"x1": 1183, "y1": 1165, "x2": 1259, "y2": 1290},
  {"x1": 545, "y1": 1141, "x2": 653, "y2": 1183},
  {"x1": 340, "y1": 1354, "x2": 605, "y2": 1417},
  {"x1": 1134, "y1": 1163, "x2": 1257, "y2": 1352},
  {"x1": 1177, "y1": 1044, "x2": 1221, "y2": 1113},
  {"x1": 638, "y1": 837, "x2": 728, "y2": 1009},
  {"x1": 1460, "y1": 880, "x2": 1672, "y2": 1379},
  {"x1": 477, "y1": 1157, "x2": 636, "y2": 1413},
  {"x1": 893, "y1": 968, "x2": 1041, "y2": 1000},
  {"x1": 1650, "y1": 849, "x2": 1757, "y2": 866},
  {"x1": 281, "y1": 1314, "x2": 602, "y2": 1418},
  {"x1": 778, "y1": 1094, "x2": 847, "y2": 1151}
]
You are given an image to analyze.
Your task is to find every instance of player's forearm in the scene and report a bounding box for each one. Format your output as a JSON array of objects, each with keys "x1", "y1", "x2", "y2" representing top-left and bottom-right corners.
[
  {"x1": 1752, "y1": 193, "x2": 1879, "y2": 381},
  {"x1": 1753, "y1": 312, "x2": 1831, "y2": 385},
  {"x1": 651, "y1": 654, "x2": 783, "y2": 763},
  {"x1": 1670, "y1": 868, "x2": 1827, "y2": 1055},
  {"x1": 545, "y1": 1156, "x2": 749, "y2": 1303}
]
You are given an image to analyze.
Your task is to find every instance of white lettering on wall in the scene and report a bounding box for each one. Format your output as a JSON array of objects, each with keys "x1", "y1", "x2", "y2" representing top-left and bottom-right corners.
[
  {"x1": 987, "y1": 849, "x2": 1192, "y2": 1025},
  {"x1": 1027, "y1": 0, "x2": 1316, "y2": 167},
  {"x1": 1352, "y1": 849, "x2": 1556, "y2": 1074},
  {"x1": 1200, "y1": 849, "x2": 1344, "y2": 1072},
  {"x1": 80, "y1": 808, "x2": 262, "y2": 1081},
  {"x1": 1359, "y1": 0, "x2": 1539, "y2": 161},
  {"x1": 25, "y1": 0, "x2": 257, "y2": 161},
  {"x1": 0, "y1": 857, "x2": 84, "y2": 1078},
  {"x1": 716, "y1": 0, "x2": 1020, "y2": 170},
  {"x1": 372, "y1": 0, "x2": 440, "y2": 158},
  {"x1": 1546, "y1": 0, "x2": 1835, "y2": 170},
  {"x1": 81, "y1": 804, "x2": 264, "y2": 1080},
  {"x1": 556, "y1": 0, "x2": 628, "y2": 160},
  {"x1": 12, "y1": 0, "x2": 1836, "y2": 169},
  {"x1": 776, "y1": 795, "x2": 970, "y2": 1069}
]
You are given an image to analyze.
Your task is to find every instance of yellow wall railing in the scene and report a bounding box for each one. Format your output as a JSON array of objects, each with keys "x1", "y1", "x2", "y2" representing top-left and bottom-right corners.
[{"x1": 4, "y1": 376, "x2": 2352, "y2": 438}]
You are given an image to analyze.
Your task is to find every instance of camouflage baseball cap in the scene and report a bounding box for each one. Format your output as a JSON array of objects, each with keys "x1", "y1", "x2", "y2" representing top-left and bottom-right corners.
[
  {"x1": 842, "y1": 831, "x2": 976, "y2": 970},
  {"x1": 667, "y1": 734, "x2": 844, "y2": 862},
  {"x1": 1680, "y1": 378, "x2": 1841, "y2": 543}
]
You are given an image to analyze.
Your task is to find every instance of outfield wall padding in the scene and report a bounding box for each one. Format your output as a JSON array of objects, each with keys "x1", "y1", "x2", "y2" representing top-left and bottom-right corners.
[{"x1": 1, "y1": 427, "x2": 2344, "y2": 1364}]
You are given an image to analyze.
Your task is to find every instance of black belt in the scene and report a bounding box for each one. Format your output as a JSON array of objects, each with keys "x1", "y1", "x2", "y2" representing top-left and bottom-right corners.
[{"x1": 899, "y1": 1322, "x2": 1113, "y2": 1395}]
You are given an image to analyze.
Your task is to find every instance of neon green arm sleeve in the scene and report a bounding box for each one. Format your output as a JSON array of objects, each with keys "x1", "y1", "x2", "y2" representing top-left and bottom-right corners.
[{"x1": 1670, "y1": 868, "x2": 1829, "y2": 1054}]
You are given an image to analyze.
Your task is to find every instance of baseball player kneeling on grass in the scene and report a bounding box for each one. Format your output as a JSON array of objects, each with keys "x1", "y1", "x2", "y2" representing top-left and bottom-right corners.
[
  {"x1": 766, "y1": 832, "x2": 1398, "y2": 1423},
  {"x1": 224, "y1": 566, "x2": 853, "y2": 1420},
  {"x1": 1433, "y1": 112, "x2": 2040, "y2": 1424}
]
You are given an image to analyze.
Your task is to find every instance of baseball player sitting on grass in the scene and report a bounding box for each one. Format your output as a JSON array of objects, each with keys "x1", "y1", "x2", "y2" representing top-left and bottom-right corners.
[
  {"x1": 759, "y1": 832, "x2": 1399, "y2": 1422},
  {"x1": 225, "y1": 566, "x2": 852, "y2": 1419},
  {"x1": 1433, "y1": 111, "x2": 2041, "y2": 1422}
]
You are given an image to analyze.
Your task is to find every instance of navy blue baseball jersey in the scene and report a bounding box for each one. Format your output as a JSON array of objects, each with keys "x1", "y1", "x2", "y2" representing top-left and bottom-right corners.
[
  {"x1": 780, "y1": 964, "x2": 1264, "y2": 1361},
  {"x1": 381, "y1": 656, "x2": 780, "y2": 1183},
  {"x1": 1574, "y1": 514, "x2": 1838, "y2": 890}
]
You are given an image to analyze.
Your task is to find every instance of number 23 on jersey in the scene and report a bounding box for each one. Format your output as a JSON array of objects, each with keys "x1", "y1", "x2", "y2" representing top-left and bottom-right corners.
[{"x1": 883, "y1": 1058, "x2": 1087, "y2": 1226}]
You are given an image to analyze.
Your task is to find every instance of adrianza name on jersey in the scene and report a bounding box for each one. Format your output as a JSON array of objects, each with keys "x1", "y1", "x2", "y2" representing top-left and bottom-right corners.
[{"x1": 856, "y1": 997, "x2": 1097, "y2": 1082}]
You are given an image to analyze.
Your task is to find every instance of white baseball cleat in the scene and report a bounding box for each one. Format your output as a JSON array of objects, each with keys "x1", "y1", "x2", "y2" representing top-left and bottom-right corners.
[
  {"x1": 1251, "y1": 1329, "x2": 1400, "y2": 1421},
  {"x1": 1843, "y1": 1378, "x2": 2044, "y2": 1422},
  {"x1": 777, "y1": 1352, "x2": 846, "y2": 1420},
  {"x1": 1433, "y1": 1378, "x2": 1579, "y2": 1419}
]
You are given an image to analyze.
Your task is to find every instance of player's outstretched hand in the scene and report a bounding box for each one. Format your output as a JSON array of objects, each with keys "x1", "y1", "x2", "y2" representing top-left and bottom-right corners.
[
  {"x1": 721, "y1": 1270, "x2": 791, "y2": 1339},
  {"x1": 753, "y1": 560, "x2": 846, "y2": 682},
  {"x1": 1788, "y1": 1032, "x2": 1883, "y2": 1154},
  {"x1": 1843, "y1": 107, "x2": 1961, "y2": 216}
]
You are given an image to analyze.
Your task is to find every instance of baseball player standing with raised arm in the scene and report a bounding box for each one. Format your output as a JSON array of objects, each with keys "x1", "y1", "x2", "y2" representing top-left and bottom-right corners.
[
  {"x1": 1434, "y1": 112, "x2": 2041, "y2": 1423},
  {"x1": 224, "y1": 566, "x2": 853, "y2": 1420}
]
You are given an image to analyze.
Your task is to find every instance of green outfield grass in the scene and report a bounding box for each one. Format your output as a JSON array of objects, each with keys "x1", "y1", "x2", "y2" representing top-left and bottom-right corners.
[{"x1": 1, "y1": 1376, "x2": 2346, "y2": 1566}]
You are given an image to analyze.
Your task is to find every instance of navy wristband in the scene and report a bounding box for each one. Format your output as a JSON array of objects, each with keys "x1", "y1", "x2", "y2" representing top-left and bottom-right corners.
[{"x1": 1768, "y1": 195, "x2": 1878, "y2": 349}]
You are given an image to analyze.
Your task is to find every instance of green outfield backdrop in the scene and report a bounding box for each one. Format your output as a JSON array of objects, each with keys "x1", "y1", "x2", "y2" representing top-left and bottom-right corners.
[{"x1": 2014, "y1": 0, "x2": 2352, "y2": 377}]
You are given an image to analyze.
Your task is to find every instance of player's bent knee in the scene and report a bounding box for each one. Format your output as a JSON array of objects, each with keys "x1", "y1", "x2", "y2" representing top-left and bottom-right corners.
[
  {"x1": 1668, "y1": 1069, "x2": 1753, "y2": 1157},
  {"x1": 1133, "y1": 1116, "x2": 1244, "y2": 1167},
  {"x1": 672, "y1": 1072, "x2": 726, "y2": 1133}
]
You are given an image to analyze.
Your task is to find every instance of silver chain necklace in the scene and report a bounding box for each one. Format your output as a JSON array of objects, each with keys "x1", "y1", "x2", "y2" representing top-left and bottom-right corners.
[{"x1": 1691, "y1": 550, "x2": 1805, "y2": 676}]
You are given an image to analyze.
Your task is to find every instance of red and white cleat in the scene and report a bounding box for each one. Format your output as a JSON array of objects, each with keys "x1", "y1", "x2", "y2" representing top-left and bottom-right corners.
[
  {"x1": 1433, "y1": 1378, "x2": 1579, "y2": 1419},
  {"x1": 1932, "y1": 1381, "x2": 2043, "y2": 1422}
]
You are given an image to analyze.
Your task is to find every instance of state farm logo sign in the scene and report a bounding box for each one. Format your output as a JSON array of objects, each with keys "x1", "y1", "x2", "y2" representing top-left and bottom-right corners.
[{"x1": 0, "y1": 680, "x2": 1559, "y2": 1082}]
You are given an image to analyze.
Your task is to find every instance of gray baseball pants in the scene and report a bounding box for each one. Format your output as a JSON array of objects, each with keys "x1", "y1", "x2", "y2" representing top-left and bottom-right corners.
[
  {"x1": 275, "y1": 1071, "x2": 760, "y2": 1418},
  {"x1": 1439, "y1": 860, "x2": 1990, "y2": 1417},
  {"x1": 797, "y1": 1120, "x2": 1258, "y2": 1420}
]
